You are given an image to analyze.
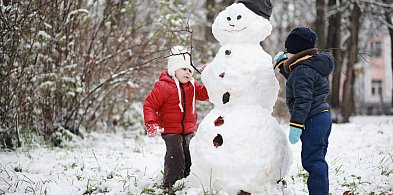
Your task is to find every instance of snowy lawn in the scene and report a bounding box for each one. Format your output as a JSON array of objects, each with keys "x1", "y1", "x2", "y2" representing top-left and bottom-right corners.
[{"x1": 1, "y1": 116, "x2": 392, "y2": 195}]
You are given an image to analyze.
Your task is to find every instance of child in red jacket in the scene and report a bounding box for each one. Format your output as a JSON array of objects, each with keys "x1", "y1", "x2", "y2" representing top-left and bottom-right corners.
[{"x1": 143, "y1": 46, "x2": 209, "y2": 191}]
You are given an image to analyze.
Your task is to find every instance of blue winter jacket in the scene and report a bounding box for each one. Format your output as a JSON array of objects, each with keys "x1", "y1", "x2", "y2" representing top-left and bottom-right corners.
[{"x1": 279, "y1": 49, "x2": 335, "y2": 128}]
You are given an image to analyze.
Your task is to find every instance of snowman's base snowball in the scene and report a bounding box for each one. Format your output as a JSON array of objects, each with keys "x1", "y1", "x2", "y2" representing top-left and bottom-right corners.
[
  {"x1": 179, "y1": 176, "x2": 294, "y2": 195},
  {"x1": 187, "y1": 105, "x2": 292, "y2": 194}
]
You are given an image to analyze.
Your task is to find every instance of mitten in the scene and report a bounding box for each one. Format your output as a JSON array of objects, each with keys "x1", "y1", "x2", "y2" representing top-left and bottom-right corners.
[
  {"x1": 199, "y1": 64, "x2": 208, "y2": 73},
  {"x1": 289, "y1": 126, "x2": 302, "y2": 144},
  {"x1": 145, "y1": 122, "x2": 161, "y2": 137},
  {"x1": 273, "y1": 51, "x2": 288, "y2": 69}
]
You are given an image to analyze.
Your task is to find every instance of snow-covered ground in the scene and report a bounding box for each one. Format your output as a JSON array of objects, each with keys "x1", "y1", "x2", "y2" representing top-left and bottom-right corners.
[{"x1": 1, "y1": 116, "x2": 392, "y2": 194}]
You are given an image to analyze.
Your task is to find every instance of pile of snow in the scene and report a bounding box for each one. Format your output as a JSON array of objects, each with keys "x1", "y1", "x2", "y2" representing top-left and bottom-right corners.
[{"x1": 0, "y1": 116, "x2": 392, "y2": 194}]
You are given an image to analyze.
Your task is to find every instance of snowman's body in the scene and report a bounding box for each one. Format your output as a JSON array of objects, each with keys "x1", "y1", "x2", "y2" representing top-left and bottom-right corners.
[
  {"x1": 202, "y1": 44, "x2": 278, "y2": 108},
  {"x1": 185, "y1": 3, "x2": 292, "y2": 194}
]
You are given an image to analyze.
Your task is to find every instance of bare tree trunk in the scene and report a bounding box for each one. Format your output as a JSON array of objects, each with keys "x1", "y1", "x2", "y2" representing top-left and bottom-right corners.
[
  {"x1": 204, "y1": 0, "x2": 234, "y2": 42},
  {"x1": 385, "y1": 11, "x2": 393, "y2": 110},
  {"x1": 205, "y1": 0, "x2": 216, "y2": 42},
  {"x1": 315, "y1": 0, "x2": 326, "y2": 49},
  {"x1": 223, "y1": 0, "x2": 235, "y2": 6},
  {"x1": 342, "y1": 2, "x2": 361, "y2": 122},
  {"x1": 326, "y1": 0, "x2": 343, "y2": 119},
  {"x1": 379, "y1": 93, "x2": 386, "y2": 114}
]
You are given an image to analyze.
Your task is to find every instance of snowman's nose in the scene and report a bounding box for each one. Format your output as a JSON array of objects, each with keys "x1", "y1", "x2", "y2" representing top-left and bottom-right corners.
[{"x1": 229, "y1": 24, "x2": 235, "y2": 27}]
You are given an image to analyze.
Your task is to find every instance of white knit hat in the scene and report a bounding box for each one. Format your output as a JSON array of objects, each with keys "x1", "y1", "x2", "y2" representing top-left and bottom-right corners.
[
  {"x1": 167, "y1": 46, "x2": 196, "y2": 113},
  {"x1": 167, "y1": 46, "x2": 194, "y2": 77}
]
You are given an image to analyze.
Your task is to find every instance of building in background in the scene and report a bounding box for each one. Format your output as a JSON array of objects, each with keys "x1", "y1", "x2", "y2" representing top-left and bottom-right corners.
[{"x1": 355, "y1": 34, "x2": 392, "y2": 115}]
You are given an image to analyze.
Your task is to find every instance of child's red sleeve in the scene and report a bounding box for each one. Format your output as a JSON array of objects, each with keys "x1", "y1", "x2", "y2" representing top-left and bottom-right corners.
[
  {"x1": 143, "y1": 82, "x2": 165, "y2": 124},
  {"x1": 194, "y1": 81, "x2": 209, "y2": 101}
]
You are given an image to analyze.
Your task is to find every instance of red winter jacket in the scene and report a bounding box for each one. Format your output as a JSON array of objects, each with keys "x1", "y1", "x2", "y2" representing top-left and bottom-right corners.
[{"x1": 143, "y1": 70, "x2": 209, "y2": 134}]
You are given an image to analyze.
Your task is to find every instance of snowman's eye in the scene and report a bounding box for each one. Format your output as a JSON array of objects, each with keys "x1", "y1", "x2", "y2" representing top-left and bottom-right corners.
[
  {"x1": 237, "y1": 15, "x2": 242, "y2": 20},
  {"x1": 226, "y1": 17, "x2": 231, "y2": 21}
]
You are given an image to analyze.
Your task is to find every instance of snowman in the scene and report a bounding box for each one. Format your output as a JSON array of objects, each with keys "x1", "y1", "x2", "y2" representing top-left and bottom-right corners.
[{"x1": 184, "y1": 1, "x2": 292, "y2": 194}]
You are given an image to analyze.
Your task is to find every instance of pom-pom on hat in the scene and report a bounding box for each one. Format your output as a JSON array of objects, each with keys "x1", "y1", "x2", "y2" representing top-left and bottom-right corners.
[
  {"x1": 235, "y1": 0, "x2": 273, "y2": 20},
  {"x1": 167, "y1": 46, "x2": 194, "y2": 77},
  {"x1": 285, "y1": 27, "x2": 317, "y2": 54}
]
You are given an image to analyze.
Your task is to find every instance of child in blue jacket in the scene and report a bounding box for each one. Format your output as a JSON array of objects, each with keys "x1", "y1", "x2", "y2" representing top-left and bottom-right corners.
[{"x1": 273, "y1": 27, "x2": 335, "y2": 195}]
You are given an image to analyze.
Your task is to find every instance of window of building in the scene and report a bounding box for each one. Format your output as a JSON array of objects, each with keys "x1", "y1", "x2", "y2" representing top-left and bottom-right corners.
[
  {"x1": 371, "y1": 80, "x2": 383, "y2": 96},
  {"x1": 372, "y1": 41, "x2": 382, "y2": 57}
]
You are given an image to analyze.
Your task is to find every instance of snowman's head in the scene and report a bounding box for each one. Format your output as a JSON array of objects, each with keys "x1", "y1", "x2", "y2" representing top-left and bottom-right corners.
[{"x1": 212, "y1": 3, "x2": 272, "y2": 44}]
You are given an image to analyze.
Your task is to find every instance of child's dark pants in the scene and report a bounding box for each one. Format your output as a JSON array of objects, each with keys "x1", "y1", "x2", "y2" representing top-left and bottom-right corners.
[
  {"x1": 161, "y1": 133, "x2": 194, "y2": 187},
  {"x1": 300, "y1": 112, "x2": 332, "y2": 195}
]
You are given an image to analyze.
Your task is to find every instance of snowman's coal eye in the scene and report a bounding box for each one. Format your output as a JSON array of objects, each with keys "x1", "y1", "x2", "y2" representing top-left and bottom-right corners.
[
  {"x1": 237, "y1": 15, "x2": 242, "y2": 20},
  {"x1": 226, "y1": 17, "x2": 231, "y2": 21}
]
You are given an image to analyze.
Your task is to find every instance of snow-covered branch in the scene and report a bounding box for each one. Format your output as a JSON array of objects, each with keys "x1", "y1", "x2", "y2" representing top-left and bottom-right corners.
[{"x1": 358, "y1": 0, "x2": 393, "y2": 9}]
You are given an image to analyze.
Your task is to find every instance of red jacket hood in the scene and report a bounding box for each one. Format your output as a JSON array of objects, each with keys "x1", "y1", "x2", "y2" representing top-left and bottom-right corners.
[{"x1": 159, "y1": 70, "x2": 176, "y2": 84}]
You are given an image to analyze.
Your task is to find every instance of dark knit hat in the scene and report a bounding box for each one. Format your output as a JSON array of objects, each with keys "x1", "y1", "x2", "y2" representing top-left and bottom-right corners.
[
  {"x1": 236, "y1": 0, "x2": 273, "y2": 20},
  {"x1": 285, "y1": 27, "x2": 317, "y2": 54}
]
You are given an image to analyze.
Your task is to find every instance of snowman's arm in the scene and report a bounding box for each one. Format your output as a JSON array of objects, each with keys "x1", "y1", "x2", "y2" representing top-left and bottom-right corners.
[
  {"x1": 143, "y1": 82, "x2": 165, "y2": 124},
  {"x1": 200, "y1": 61, "x2": 213, "y2": 84}
]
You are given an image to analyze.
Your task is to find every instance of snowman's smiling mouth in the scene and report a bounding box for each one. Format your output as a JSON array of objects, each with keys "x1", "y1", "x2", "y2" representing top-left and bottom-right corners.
[{"x1": 224, "y1": 27, "x2": 247, "y2": 32}]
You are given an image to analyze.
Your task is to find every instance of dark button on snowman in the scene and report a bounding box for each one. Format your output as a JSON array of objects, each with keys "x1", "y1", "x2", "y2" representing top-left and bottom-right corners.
[{"x1": 185, "y1": 1, "x2": 292, "y2": 194}]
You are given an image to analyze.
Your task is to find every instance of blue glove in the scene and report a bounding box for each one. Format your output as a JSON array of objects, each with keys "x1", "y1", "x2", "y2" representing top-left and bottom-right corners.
[
  {"x1": 289, "y1": 126, "x2": 302, "y2": 144},
  {"x1": 273, "y1": 51, "x2": 288, "y2": 69}
]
